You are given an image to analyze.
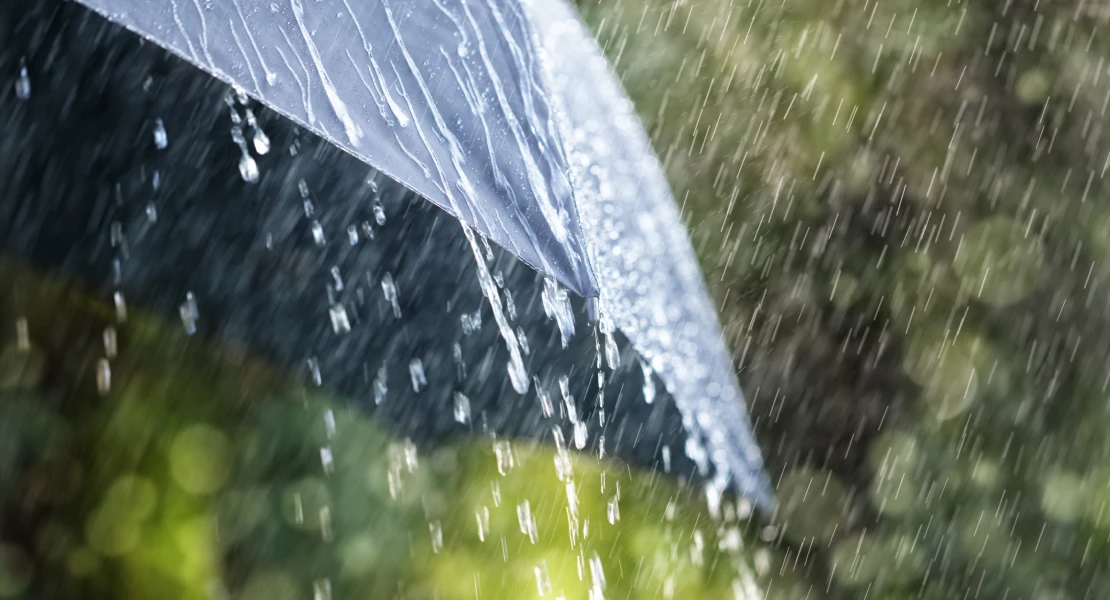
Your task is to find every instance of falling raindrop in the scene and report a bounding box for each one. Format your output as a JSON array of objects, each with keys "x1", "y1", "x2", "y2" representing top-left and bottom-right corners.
[
  {"x1": 573, "y1": 421, "x2": 588, "y2": 450},
  {"x1": 493, "y1": 440, "x2": 514, "y2": 475},
  {"x1": 319, "y1": 506, "x2": 333, "y2": 542},
  {"x1": 373, "y1": 201, "x2": 386, "y2": 226},
  {"x1": 329, "y1": 266, "x2": 344, "y2": 291},
  {"x1": 311, "y1": 220, "x2": 326, "y2": 246},
  {"x1": 516, "y1": 326, "x2": 530, "y2": 356},
  {"x1": 517, "y1": 500, "x2": 538, "y2": 543},
  {"x1": 541, "y1": 278, "x2": 575, "y2": 347},
  {"x1": 408, "y1": 358, "x2": 426, "y2": 392},
  {"x1": 95, "y1": 358, "x2": 111, "y2": 395},
  {"x1": 14, "y1": 59, "x2": 31, "y2": 100},
  {"x1": 152, "y1": 118, "x2": 168, "y2": 149},
  {"x1": 178, "y1": 292, "x2": 198, "y2": 335},
  {"x1": 238, "y1": 152, "x2": 259, "y2": 183},
  {"x1": 381, "y1": 273, "x2": 401, "y2": 319},
  {"x1": 475, "y1": 506, "x2": 490, "y2": 542},
  {"x1": 328, "y1": 304, "x2": 350, "y2": 334},
  {"x1": 306, "y1": 357, "x2": 322, "y2": 386},
  {"x1": 15, "y1": 317, "x2": 29, "y2": 351},
  {"x1": 102, "y1": 327, "x2": 117, "y2": 359},
  {"x1": 145, "y1": 202, "x2": 158, "y2": 222},
  {"x1": 640, "y1": 360, "x2": 655, "y2": 405},
  {"x1": 113, "y1": 291, "x2": 127, "y2": 323},
  {"x1": 460, "y1": 310, "x2": 481, "y2": 334},
  {"x1": 428, "y1": 521, "x2": 443, "y2": 553},
  {"x1": 346, "y1": 224, "x2": 359, "y2": 245},
  {"x1": 373, "y1": 364, "x2": 387, "y2": 404},
  {"x1": 453, "y1": 392, "x2": 471, "y2": 424},
  {"x1": 252, "y1": 127, "x2": 271, "y2": 155},
  {"x1": 453, "y1": 343, "x2": 467, "y2": 380},
  {"x1": 536, "y1": 380, "x2": 553, "y2": 418},
  {"x1": 312, "y1": 579, "x2": 332, "y2": 600}
]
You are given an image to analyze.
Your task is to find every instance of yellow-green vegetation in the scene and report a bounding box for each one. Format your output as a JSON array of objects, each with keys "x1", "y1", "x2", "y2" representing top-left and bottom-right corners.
[
  {"x1": 577, "y1": 0, "x2": 1110, "y2": 598},
  {"x1": 0, "y1": 263, "x2": 796, "y2": 599}
]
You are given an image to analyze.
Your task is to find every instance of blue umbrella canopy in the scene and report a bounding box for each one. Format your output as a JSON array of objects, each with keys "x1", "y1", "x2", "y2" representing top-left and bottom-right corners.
[
  {"x1": 35, "y1": 0, "x2": 770, "y2": 502},
  {"x1": 77, "y1": 0, "x2": 597, "y2": 298},
  {"x1": 524, "y1": 0, "x2": 770, "y2": 504}
]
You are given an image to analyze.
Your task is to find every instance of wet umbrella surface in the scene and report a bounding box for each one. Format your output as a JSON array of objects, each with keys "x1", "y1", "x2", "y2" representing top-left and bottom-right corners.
[{"x1": 0, "y1": 0, "x2": 771, "y2": 599}]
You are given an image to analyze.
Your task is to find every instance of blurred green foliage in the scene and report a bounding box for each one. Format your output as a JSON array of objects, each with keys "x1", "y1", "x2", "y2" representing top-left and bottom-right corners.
[
  {"x1": 576, "y1": 0, "x2": 1110, "y2": 598},
  {"x1": 0, "y1": 263, "x2": 783, "y2": 599}
]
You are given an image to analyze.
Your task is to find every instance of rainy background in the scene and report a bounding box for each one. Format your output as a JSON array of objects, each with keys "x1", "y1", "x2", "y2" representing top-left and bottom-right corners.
[{"x1": 2, "y1": 0, "x2": 1110, "y2": 599}]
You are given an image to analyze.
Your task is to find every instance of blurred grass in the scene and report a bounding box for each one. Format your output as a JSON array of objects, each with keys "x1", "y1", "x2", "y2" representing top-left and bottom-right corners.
[{"x1": 576, "y1": 0, "x2": 1110, "y2": 598}]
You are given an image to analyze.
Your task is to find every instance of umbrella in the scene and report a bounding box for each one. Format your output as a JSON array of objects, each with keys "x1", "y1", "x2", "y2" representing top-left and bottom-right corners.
[{"x1": 0, "y1": 0, "x2": 769, "y2": 503}]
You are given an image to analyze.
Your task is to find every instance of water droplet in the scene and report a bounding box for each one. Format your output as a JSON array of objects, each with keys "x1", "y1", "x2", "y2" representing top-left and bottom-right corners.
[
  {"x1": 330, "y1": 266, "x2": 344, "y2": 291},
  {"x1": 604, "y1": 333, "x2": 620, "y2": 369},
  {"x1": 408, "y1": 358, "x2": 426, "y2": 392},
  {"x1": 475, "y1": 506, "x2": 490, "y2": 542},
  {"x1": 298, "y1": 179, "x2": 310, "y2": 198},
  {"x1": 313, "y1": 579, "x2": 332, "y2": 600},
  {"x1": 328, "y1": 305, "x2": 350, "y2": 334},
  {"x1": 113, "y1": 291, "x2": 128, "y2": 323},
  {"x1": 347, "y1": 224, "x2": 359, "y2": 245},
  {"x1": 429, "y1": 521, "x2": 443, "y2": 553},
  {"x1": 453, "y1": 343, "x2": 467, "y2": 380},
  {"x1": 516, "y1": 327, "x2": 530, "y2": 356},
  {"x1": 95, "y1": 359, "x2": 111, "y2": 395},
  {"x1": 373, "y1": 202, "x2": 386, "y2": 226},
  {"x1": 535, "y1": 562, "x2": 552, "y2": 597},
  {"x1": 252, "y1": 128, "x2": 271, "y2": 155},
  {"x1": 153, "y1": 118, "x2": 168, "y2": 149},
  {"x1": 493, "y1": 440, "x2": 514, "y2": 475},
  {"x1": 460, "y1": 310, "x2": 482, "y2": 334},
  {"x1": 573, "y1": 421, "x2": 588, "y2": 450},
  {"x1": 103, "y1": 327, "x2": 118, "y2": 359},
  {"x1": 453, "y1": 392, "x2": 471, "y2": 424},
  {"x1": 319, "y1": 447, "x2": 334, "y2": 474},
  {"x1": 505, "y1": 289, "x2": 516, "y2": 320},
  {"x1": 517, "y1": 500, "x2": 537, "y2": 543},
  {"x1": 311, "y1": 220, "x2": 326, "y2": 246},
  {"x1": 559, "y1": 376, "x2": 577, "y2": 422},
  {"x1": 307, "y1": 357, "x2": 322, "y2": 386},
  {"x1": 381, "y1": 273, "x2": 401, "y2": 319},
  {"x1": 239, "y1": 153, "x2": 259, "y2": 183},
  {"x1": 536, "y1": 380, "x2": 553, "y2": 418},
  {"x1": 542, "y1": 278, "x2": 575, "y2": 347},
  {"x1": 319, "y1": 506, "x2": 333, "y2": 542},
  {"x1": 373, "y1": 364, "x2": 387, "y2": 404},
  {"x1": 607, "y1": 496, "x2": 620, "y2": 524},
  {"x1": 640, "y1": 360, "x2": 656, "y2": 405},
  {"x1": 292, "y1": 493, "x2": 304, "y2": 524},
  {"x1": 15, "y1": 317, "x2": 30, "y2": 351},
  {"x1": 145, "y1": 202, "x2": 158, "y2": 222},
  {"x1": 179, "y1": 292, "x2": 198, "y2": 335},
  {"x1": 589, "y1": 553, "x2": 606, "y2": 596},
  {"x1": 14, "y1": 60, "x2": 31, "y2": 100},
  {"x1": 323, "y1": 409, "x2": 337, "y2": 439}
]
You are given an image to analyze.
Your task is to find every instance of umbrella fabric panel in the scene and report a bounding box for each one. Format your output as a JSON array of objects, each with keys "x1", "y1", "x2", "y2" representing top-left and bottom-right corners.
[
  {"x1": 0, "y1": 0, "x2": 710, "y2": 485},
  {"x1": 524, "y1": 0, "x2": 772, "y2": 504},
  {"x1": 74, "y1": 0, "x2": 597, "y2": 297}
]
